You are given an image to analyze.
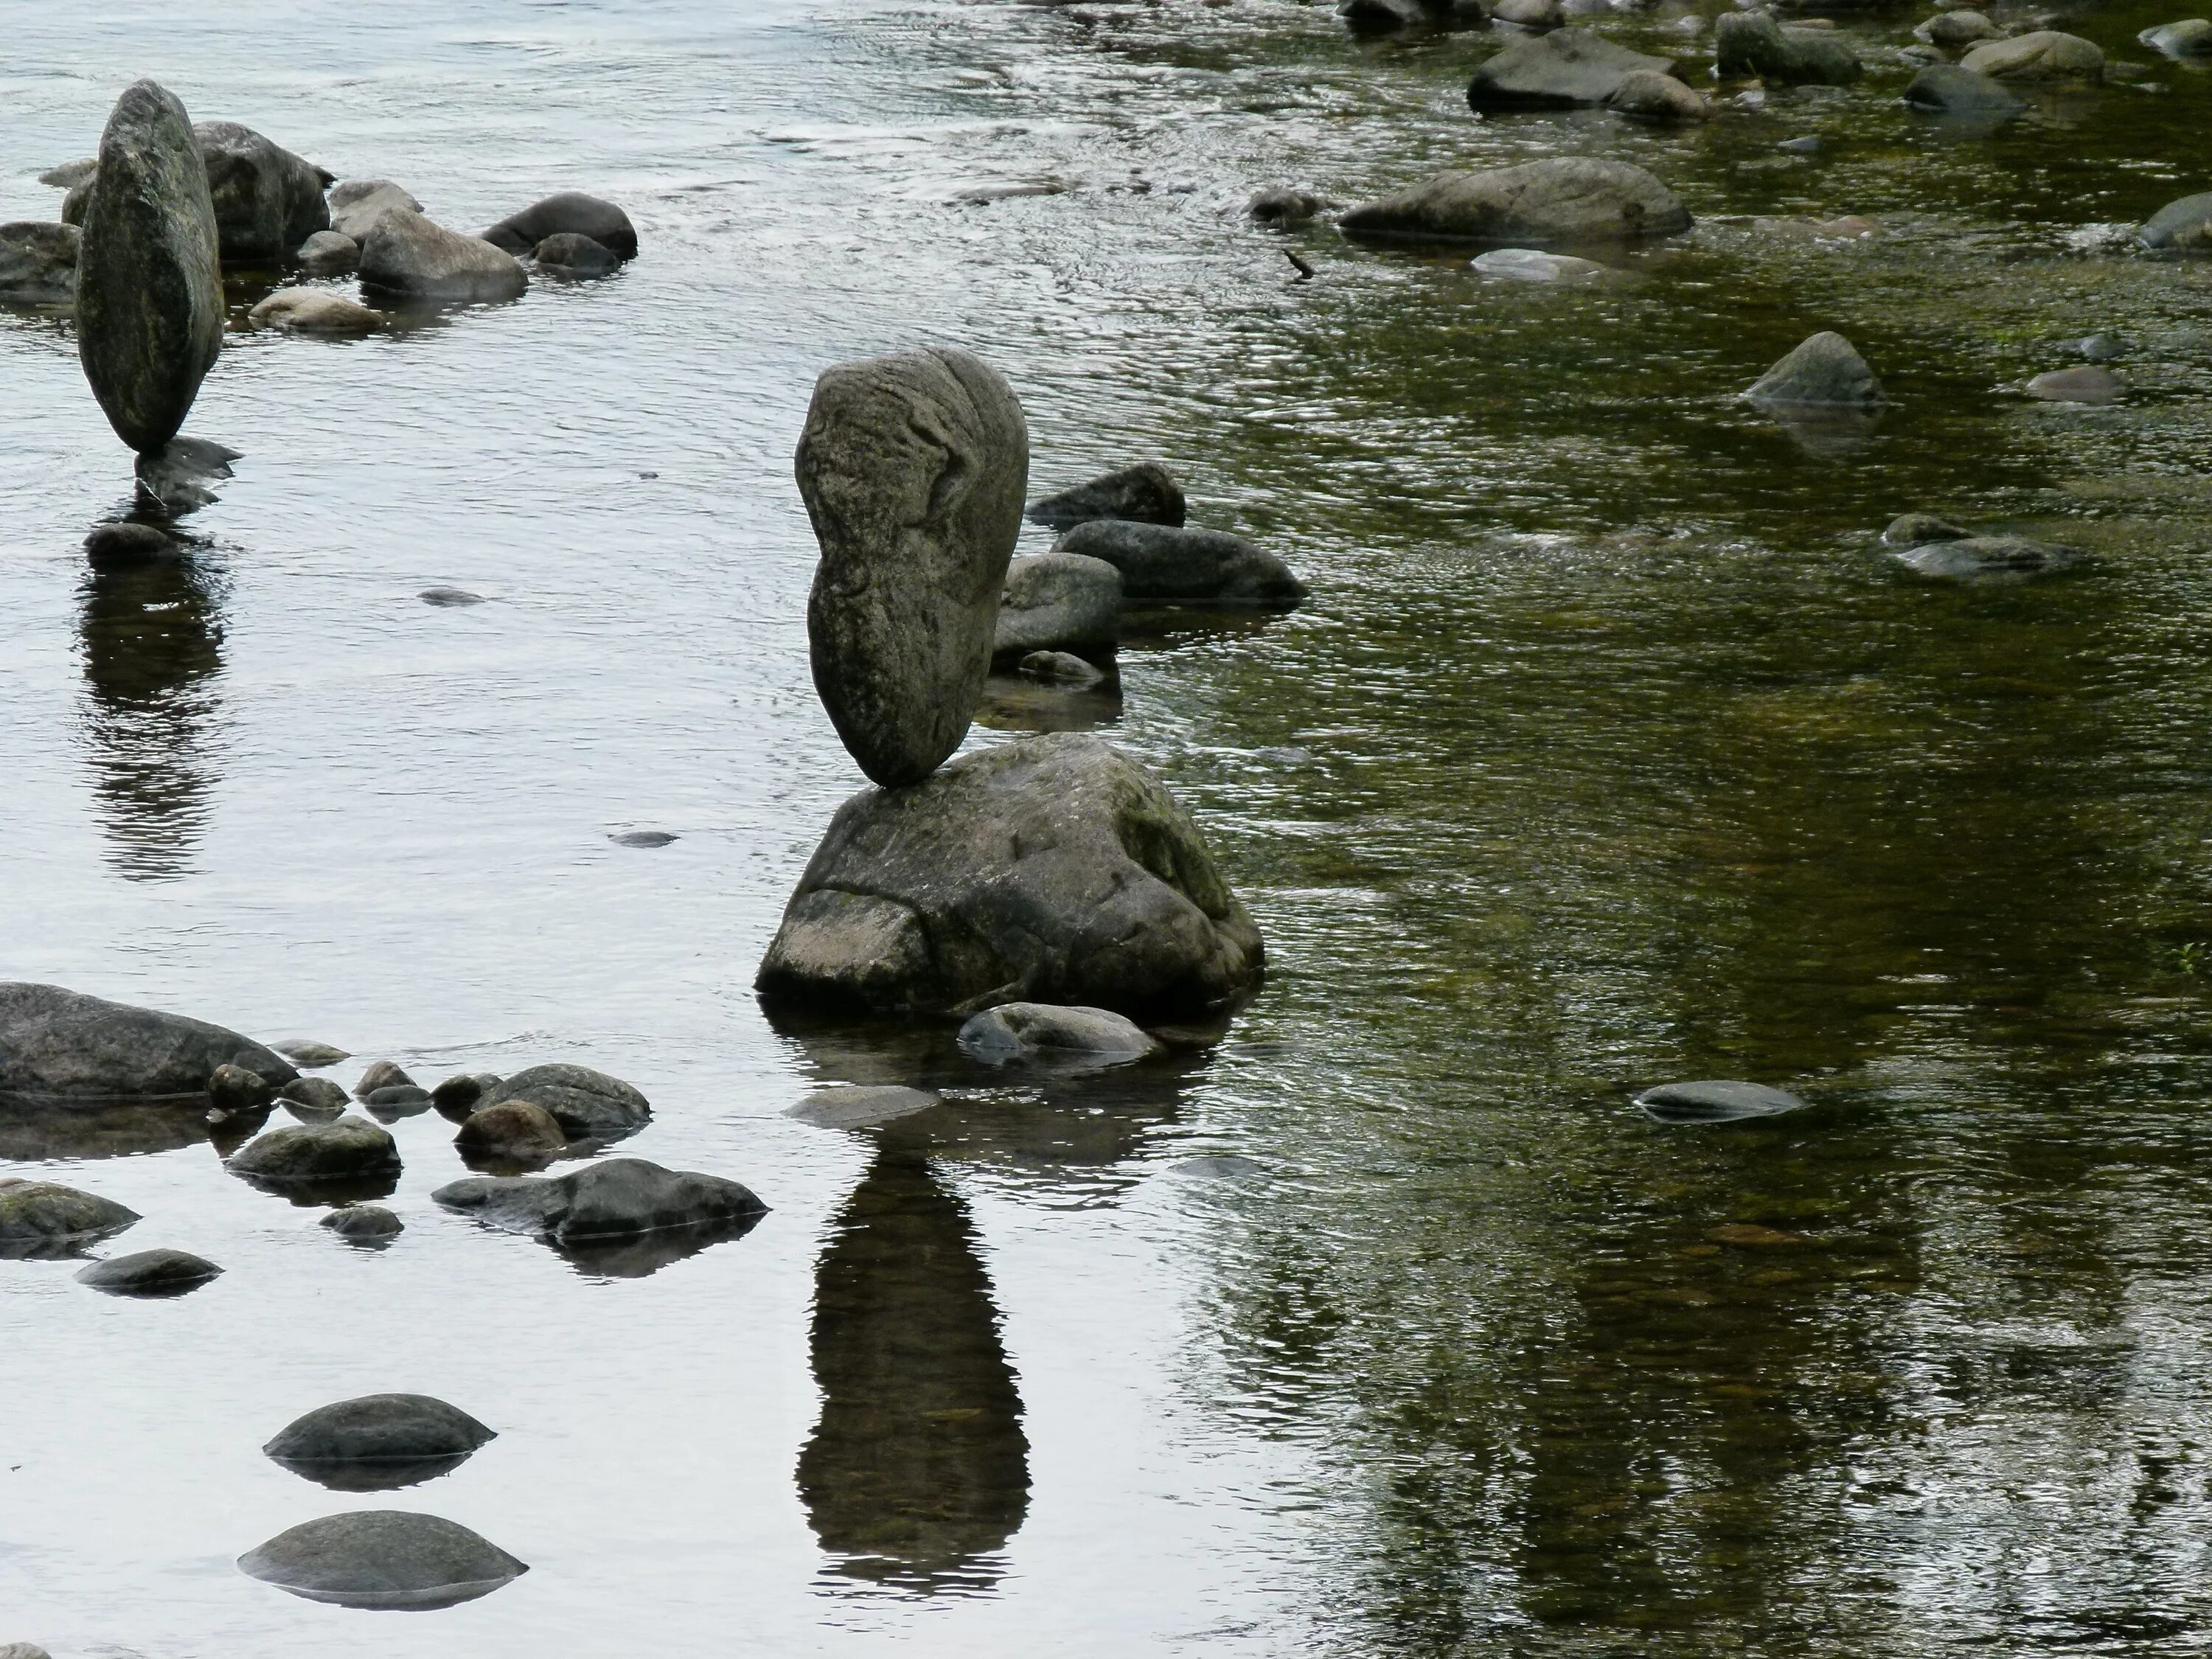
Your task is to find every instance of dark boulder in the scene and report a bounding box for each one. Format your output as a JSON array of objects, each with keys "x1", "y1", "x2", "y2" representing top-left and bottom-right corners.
[
  {"x1": 431, "y1": 1071, "x2": 500, "y2": 1116},
  {"x1": 434, "y1": 1157, "x2": 768, "y2": 1246},
  {"x1": 280, "y1": 1075, "x2": 350, "y2": 1117},
  {"x1": 476, "y1": 1064, "x2": 649, "y2": 1139},
  {"x1": 353, "y1": 1060, "x2": 413, "y2": 1097},
  {"x1": 0, "y1": 982, "x2": 295, "y2": 1099},
  {"x1": 1714, "y1": 12, "x2": 1863, "y2": 83},
  {"x1": 1635, "y1": 1079, "x2": 1806, "y2": 1123},
  {"x1": 1052, "y1": 520, "x2": 1306, "y2": 605},
  {"x1": 1026, "y1": 461, "x2": 1186, "y2": 531},
  {"x1": 225, "y1": 1115, "x2": 400, "y2": 1186},
  {"x1": 1465, "y1": 29, "x2": 1674, "y2": 110},
  {"x1": 1743, "y1": 331, "x2": 1885, "y2": 406},
  {"x1": 957, "y1": 1002, "x2": 1164, "y2": 1065},
  {"x1": 0, "y1": 1178, "x2": 139, "y2": 1256},
  {"x1": 264, "y1": 1393, "x2": 495, "y2": 1472},
  {"x1": 75, "y1": 80, "x2": 224, "y2": 454},
  {"x1": 1882, "y1": 512, "x2": 1967, "y2": 546},
  {"x1": 1902, "y1": 63, "x2": 2026, "y2": 116},
  {"x1": 193, "y1": 121, "x2": 331, "y2": 260},
  {"x1": 757, "y1": 732, "x2": 1264, "y2": 1018},
  {"x1": 994, "y1": 551, "x2": 1122, "y2": 661},
  {"x1": 1018, "y1": 649, "x2": 1108, "y2": 686},
  {"x1": 0, "y1": 221, "x2": 79, "y2": 305},
  {"x1": 2139, "y1": 192, "x2": 2212, "y2": 251},
  {"x1": 1248, "y1": 188, "x2": 1327, "y2": 226},
  {"x1": 455, "y1": 1099, "x2": 568, "y2": 1167},
  {"x1": 532, "y1": 232, "x2": 621, "y2": 276},
  {"x1": 1893, "y1": 536, "x2": 2079, "y2": 581},
  {"x1": 320, "y1": 1203, "x2": 403, "y2": 1242},
  {"x1": 1340, "y1": 157, "x2": 1690, "y2": 246},
  {"x1": 76, "y1": 1247, "x2": 222, "y2": 1296},
  {"x1": 797, "y1": 346, "x2": 1029, "y2": 786},
  {"x1": 238, "y1": 1511, "x2": 527, "y2": 1610},
  {"x1": 209, "y1": 1062, "x2": 276, "y2": 1112},
  {"x1": 358, "y1": 208, "x2": 527, "y2": 303},
  {"x1": 481, "y1": 192, "x2": 636, "y2": 260},
  {"x1": 83, "y1": 521, "x2": 173, "y2": 565}
]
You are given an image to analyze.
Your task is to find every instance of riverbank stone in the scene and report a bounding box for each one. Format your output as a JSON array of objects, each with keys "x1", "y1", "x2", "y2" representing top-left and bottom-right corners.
[
  {"x1": 1340, "y1": 157, "x2": 1690, "y2": 246},
  {"x1": 327, "y1": 179, "x2": 420, "y2": 243},
  {"x1": 0, "y1": 222, "x2": 80, "y2": 305},
  {"x1": 482, "y1": 192, "x2": 637, "y2": 260},
  {"x1": 1744, "y1": 331, "x2": 1885, "y2": 406},
  {"x1": 195, "y1": 122, "x2": 330, "y2": 260},
  {"x1": 226, "y1": 1115, "x2": 400, "y2": 1186},
  {"x1": 1465, "y1": 29, "x2": 1674, "y2": 108},
  {"x1": 239, "y1": 1511, "x2": 527, "y2": 1610},
  {"x1": 1714, "y1": 12, "x2": 1863, "y2": 83},
  {"x1": 1026, "y1": 462, "x2": 1186, "y2": 530},
  {"x1": 958, "y1": 1003, "x2": 1165, "y2": 1065},
  {"x1": 757, "y1": 732, "x2": 1263, "y2": 1018},
  {"x1": 797, "y1": 346, "x2": 1029, "y2": 786},
  {"x1": 265, "y1": 1394, "x2": 495, "y2": 1472},
  {"x1": 2139, "y1": 192, "x2": 2212, "y2": 251},
  {"x1": 995, "y1": 552, "x2": 1122, "y2": 661},
  {"x1": 0, "y1": 1179, "x2": 139, "y2": 1255},
  {"x1": 1902, "y1": 63, "x2": 2025, "y2": 116},
  {"x1": 76, "y1": 81, "x2": 224, "y2": 455},
  {"x1": 434, "y1": 1157, "x2": 768, "y2": 1243},
  {"x1": 248, "y1": 288, "x2": 383, "y2": 334},
  {"x1": 1960, "y1": 30, "x2": 2103, "y2": 80},
  {"x1": 1052, "y1": 521, "x2": 1307, "y2": 605},
  {"x1": 0, "y1": 983, "x2": 296, "y2": 1099},
  {"x1": 77, "y1": 1247, "x2": 222, "y2": 1296},
  {"x1": 1604, "y1": 70, "x2": 1711, "y2": 122},
  {"x1": 1635, "y1": 1079, "x2": 1807, "y2": 1123},
  {"x1": 359, "y1": 208, "x2": 527, "y2": 302},
  {"x1": 476, "y1": 1064, "x2": 649, "y2": 1138}
]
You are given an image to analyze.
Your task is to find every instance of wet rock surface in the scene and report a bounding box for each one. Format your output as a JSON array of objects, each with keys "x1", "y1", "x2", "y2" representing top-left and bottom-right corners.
[
  {"x1": 1026, "y1": 461, "x2": 1186, "y2": 530},
  {"x1": 2138, "y1": 191, "x2": 2212, "y2": 251},
  {"x1": 787, "y1": 1085, "x2": 942, "y2": 1130},
  {"x1": 0, "y1": 1179, "x2": 140, "y2": 1256},
  {"x1": 958, "y1": 1002, "x2": 1166, "y2": 1066},
  {"x1": 76, "y1": 1247, "x2": 222, "y2": 1296},
  {"x1": 0, "y1": 983, "x2": 296, "y2": 1099},
  {"x1": 797, "y1": 345, "x2": 1029, "y2": 785},
  {"x1": 532, "y1": 230, "x2": 622, "y2": 276},
  {"x1": 1464, "y1": 29, "x2": 1674, "y2": 109},
  {"x1": 1340, "y1": 157, "x2": 1690, "y2": 246},
  {"x1": 1893, "y1": 535, "x2": 2081, "y2": 581},
  {"x1": 75, "y1": 80, "x2": 224, "y2": 454},
  {"x1": 434, "y1": 1158, "x2": 768, "y2": 1274},
  {"x1": 1714, "y1": 13, "x2": 1863, "y2": 84},
  {"x1": 0, "y1": 221, "x2": 80, "y2": 306},
  {"x1": 1635, "y1": 1079, "x2": 1809, "y2": 1123},
  {"x1": 476, "y1": 1063, "x2": 649, "y2": 1138},
  {"x1": 193, "y1": 121, "x2": 330, "y2": 260},
  {"x1": 248, "y1": 287, "x2": 383, "y2": 334},
  {"x1": 757, "y1": 732, "x2": 1265, "y2": 1018},
  {"x1": 1903, "y1": 63, "x2": 2027, "y2": 118},
  {"x1": 238, "y1": 1510, "x2": 528, "y2": 1610},
  {"x1": 295, "y1": 229, "x2": 358, "y2": 276},
  {"x1": 359, "y1": 207, "x2": 527, "y2": 302},
  {"x1": 320, "y1": 1203, "x2": 403, "y2": 1242},
  {"x1": 1744, "y1": 330, "x2": 1885, "y2": 406},
  {"x1": 995, "y1": 551, "x2": 1122, "y2": 660},
  {"x1": 326, "y1": 178, "x2": 420, "y2": 243},
  {"x1": 1604, "y1": 70, "x2": 1711, "y2": 124},
  {"x1": 482, "y1": 191, "x2": 637, "y2": 260},
  {"x1": 264, "y1": 1393, "x2": 496, "y2": 1476},
  {"x1": 1053, "y1": 520, "x2": 1306, "y2": 605},
  {"x1": 274, "y1": 1038, "x2": 349, "y2": 1068},
  {"x1": 455, "y1": 1098, "x2": 570, "y2": 1167},
  {"x1": 225, "y1": 1114, "x2": 400, "y2": 1187},
  {"x1": 208, "y1": 1062, "x2": 276, "y2": 1111},
  {"x1": 280, "y1": 1075, "x2": 349, "y2": 1117},
  {"x1": 2028, "y1": 366, "x2": 2123, "y2": 403},
  {"x1": 353, "y1": 1060, "x2": 413, "y2": 1097}
]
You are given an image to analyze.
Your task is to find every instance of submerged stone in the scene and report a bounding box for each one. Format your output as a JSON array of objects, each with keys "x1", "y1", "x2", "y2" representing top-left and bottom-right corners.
[
  {"x1": 274, "y1": 1038, "x2": 349, "y2": 1068},
  {"x1": 280, "y1": 1075, "x2": 349, "y2": 1118},
  {"x1": 481, "y1": 192, "x2": 637, "y2": 260},
  {"x1": 1026, "y1": 462, "x2": 1186, "y2": 531},
  {"x1": 353, "y1": 1060, "x2": 414, "y2": 1097},
  {"x1": 958, "y1": 1002, "x2": 1165, "y2": 1066},
  {"x1": 533, "y1": 231, "x2": 622, "y2": 277},
  {"x1": 0, "y1": 982, "x2": 296, "y2": 1099},
  {"x1": 76, "y1": 1247, "x2": 222, "y2": 1296},
  {"x1": 1340, "y1": 157, "x2": 1689, "y2": 246},
  {"x1": 0, "y1": 1179, "x2": 140, "y2": 1256},
  {"x1": 1465, "y1": 29, "x2": 1674, "y2": 109},
  {"x1": 1603, "y1": 70, "x2": 1711, "y2": 123},
  {"x1": 1882, "y1": 513, "x2": 1969, "y2": 546},
  {"x1": 2028, "y1": 366, "x2": 2122, "y2": 403},
  {"x1": 1018, "y1": 649, "x2": 1107, "y2": 686},
  {"x1": 83, "y1": 520, "x2": 173, "y2": 565},
  {"x1": 787, "y1": 1085, "x2": 942, "y2": 1130},
  {"x1": 1248, "y1": 187, "x2": 1327, "y2": 225},
  {"x1": 2138, "y1": 192, "x2": 2212, "y2": 251},
  {"x1": 264, "y1": 1393, "x2": 496, "y2": 1475},
  {"x1": 434, "y1": 1158, "x2": 768, "y2": 1275},
  {"x1": 296, "y1": 229, "x2": 358, "y2": 276},
  {"x1": 247, "y1": 287, "x2": 383, "y2": 335},
  {"x1": 1893, "y1": 535, "x2": 2079, "y2": 581},
  {"x1": 1635, "y1": 1079, "x2": 1807, "y2": 1123},
  {"x1": 238, "y1": 1511, "x2": 527, "y2": 1610},
  {"x1": 1471, "y1": 247, "x2": 1612, "y2": 282},
  {"x1": 321, "y1": 1203, "x2": 404, "y2": 1242},
  {"x1": 1052, "y1": 521, "x2": 1305, "y2": 605},
  {"x1": 1902, "y1": 64, "x2": 2025, "y2": 117},
  {"x1": 994, "y1": 551, "x2": 1122, "y2": 662}
]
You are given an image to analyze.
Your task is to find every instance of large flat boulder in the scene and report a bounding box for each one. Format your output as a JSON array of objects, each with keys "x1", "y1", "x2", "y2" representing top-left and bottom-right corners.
[
  {"x1": 797, "y1": 347, "x2": 1029, "y2": 786},
  {"x1": 1959, "y1": 30, "x2": 2104, "y2": 80},
  {"x1": 1340, "y1": 157, "x2": 1690, "y2": 247},
  {"x1": 0, "y1": 983, "x2": 296, "y2": 1099},
  {"x1": 75, "y1": 80, "x2": 224, "y2": 454},
  {"x1": 757, "y1": 732, "x2": 1263, "y2": 1018},
  {"x1": 1466, "y1": 29, "x2": 1673, "y2": 110},
  {"x1": 358, "y1": 206, "x2": 527, "y2": 302}
]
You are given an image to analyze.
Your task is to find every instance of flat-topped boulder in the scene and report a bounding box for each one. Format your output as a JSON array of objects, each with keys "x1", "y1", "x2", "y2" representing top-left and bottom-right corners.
[
  {"x1": 434, "y1": 1157, "x2": 768, "y2": 1244},
  {"x1": 757, "y1": 733, "x2": 1263, "y2": 1018},
  {"x1": 1026, "y1": 462, "x2": 1186, "y2": 530},
  {"x1": 1052, "y1": 521, "x2": 1307, "y2": 606},
  {"x1": 1340, "y1": 158, "x2": 1689, "y2": 247},
  {"x1": 359, "y1": 207, "x2": 526, "y2": 302},
  {"x1": 1959, "y1": 30, "x2": 2103, "y2": 80},
  {"x1": 1466, "y1": 29, "x2": 1673, "y2": 110},
  {"x1": 0, "y1": 983, "x2": 296, "y2": 1099}
]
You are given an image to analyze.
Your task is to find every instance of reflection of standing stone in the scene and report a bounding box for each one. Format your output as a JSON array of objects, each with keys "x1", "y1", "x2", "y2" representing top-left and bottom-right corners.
[
  {"x1": 799, "y1": 1149, "x2": 1029, "y2": 1589},
  {"x1": 796, "y1": 347, "x2": 1029, "y2": 786},
  {"x1": 76, "y1": 81, "x2": 223, "y2": 455}
]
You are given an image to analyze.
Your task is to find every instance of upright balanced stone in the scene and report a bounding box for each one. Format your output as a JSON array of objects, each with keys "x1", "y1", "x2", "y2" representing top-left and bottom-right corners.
[
  {"x1": 76, "y1": 81, "x2": 223, "y2": 455},
  {"x1": 796, "y1": 347, "x2": 1029, "y2": 786}
]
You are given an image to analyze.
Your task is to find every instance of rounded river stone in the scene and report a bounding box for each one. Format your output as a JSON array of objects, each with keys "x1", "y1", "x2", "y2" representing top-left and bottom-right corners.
[
  {"x1": 1635, "y1": 1079, "x2": 1808, "y2": 1123},
  {"x1": 225, "y1": 1115, "x2": 400, "y2": 1184},
  {"x1": 264, "y1": 1393, "x2": 496, "y2": 1467},
  {"x1": 237, "y1": 1510, "x2": 527, "y2": 1610},
  {"x1": 75, "y1": 1247, "x2": 222, "y2": 1296}
]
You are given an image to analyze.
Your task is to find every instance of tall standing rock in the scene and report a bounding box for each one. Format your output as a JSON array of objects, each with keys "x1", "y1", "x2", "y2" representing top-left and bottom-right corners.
[
  {"x1": 796, "y1": 347, "x2": 1029, "y2": 787},
  {"x1": 77, "y1": 81, "x2": 223, "y2": 455}
]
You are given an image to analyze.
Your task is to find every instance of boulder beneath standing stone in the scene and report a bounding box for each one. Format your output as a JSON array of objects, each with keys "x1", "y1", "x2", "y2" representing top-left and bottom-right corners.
[
  {"x1": 481, "y1": 192, "x2": 637, "y2": 260},
  {"x1": 1465, "y1": 29, "x2": 1674, "y2": 110},
  {"x1": 1052, "y1": 520, "x2": 1307, "y2": 605},
  {"x1": 225, "y1": 1115, "x2": 400, "y2": 1186},
  {"x1": 0, "y1": 1178, "x2": 139, "y2": 1256},
  {"x1": 193, "y1": 122, "x2": 331, "y2": 260},
  {"x1": 1960, "y1": 30, "x2": 2103, "y2": 80},
  {"x1": 321, "y1": 1203, "x2": 403, "y2": 1242},
  {"x1": 1340, "y1": 157, "x2": 1690, "y2": 246},
  {"x1": 2138, "y1": 192, "x2": 2212, "y2": 251},
  {"x1": 757, "y1": 732, "x2": 1264, "y2": 1018},
  {"x1": 0, "y1": 221, "x2": 80, "y2": 305},
  {"x1": 1742, "y1": 331, "x2": 1885, "y2": 406},
  {"x1": 957, "y1": 1003, "x2": 1165, "y2": 1066},
  {"x1": 994, "y1": 551, "x2": 1122, "y2": 661},
  {"x1": 263, "y1": 1394, "x2": 496, "y2": 1480},
  {"x1": 358, "y1": 208, "x2": 527, "y2": 303},
  {"x1": 327, "y1": 179, "x2": 421, "y2": 243},
  {"x1": 476, "y1": 1064, "x2": 650, "y2": 1139},
  {"x1": 248, "y1": 287, "x2": 382, "y2": 334},
  {"x1": 1714, "y1": 12, "x2": 1863, "y2": 83},
  {"x1": 796, "y1": 346, "x2": 1029, "y2": 786},
  {"x1": 0, "y1": 983, "x2": 296, "y2": 1099},
  {"x1": 76, "y1": 1247, "x2": 223, "y2": 1296},
  {"x1": 1634, "y1": 1079, "x2": 1806, "y2": 1123},
  {"x1": 238, "y1": 1511, "x2": 528, "y2": 1610},
  {"x1": 295, "y1": 229, "x2": 358, "y2": 276},
  {"x1": 434, "y1": 1158, "x2": 768, "y2": 1244},
  {"x1": 2140, "y1": 18, "x2": 2212, "y2": 54},
  {"x1": 456, "y1": 1099, "x2": 569, "y2": 1167},
  {"x1": 1892, "y1": 536, "x2": 2079, "y2": 580},
  {"x1": 75, "y1": 80, "x2": 224, "y2": 455},
  {"x1": 1902, "y1": 63, "x2": 2026, "y2": 116},
  {"x1": 83, "y1": 520, "x2": 173, "y2": 565},
  {"x1": 1604, "y1": 70, "x2": 1711, "y2": 122},
  {"x1": 1026, "y1": 461, "x2": 1186, "y2": 531},
  {"x1": 532, "y1": 232, "x2": 621, "y2": 276}
]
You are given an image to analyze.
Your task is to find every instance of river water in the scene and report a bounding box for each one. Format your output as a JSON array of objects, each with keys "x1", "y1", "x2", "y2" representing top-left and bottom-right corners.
[{"x1": 4, "y1": 0, "x2": 2212, "y2": 1652}]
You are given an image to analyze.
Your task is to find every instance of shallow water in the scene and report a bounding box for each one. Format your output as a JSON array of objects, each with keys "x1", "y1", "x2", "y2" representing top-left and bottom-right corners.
[{"x1": 4, "y1": 0, "x2": 2212, "y2": 1652}]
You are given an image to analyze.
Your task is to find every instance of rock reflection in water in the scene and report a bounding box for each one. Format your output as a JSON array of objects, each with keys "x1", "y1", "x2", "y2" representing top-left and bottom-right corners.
[
  {"x1": 76, "y1": 545, "x2": 226, "y2": 880},
  {"x1": 799, "y1": 1148, "x2": 1029, "y2": 1593},
  {"x1": 0, "y1": 1095, "x2": 211, "y2": 1163}
]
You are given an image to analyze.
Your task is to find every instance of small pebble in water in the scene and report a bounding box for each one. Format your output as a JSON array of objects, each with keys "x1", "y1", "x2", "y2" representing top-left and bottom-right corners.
[
  {"x1": 638, "y1": 470, "x2": 658, "y2": 479},
  {"x1": 611, "y1": 830, "x2": 680, "y2": 848},
  {"x1": 418, "y1": 587, "x2": 485, "y2": 606}
]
